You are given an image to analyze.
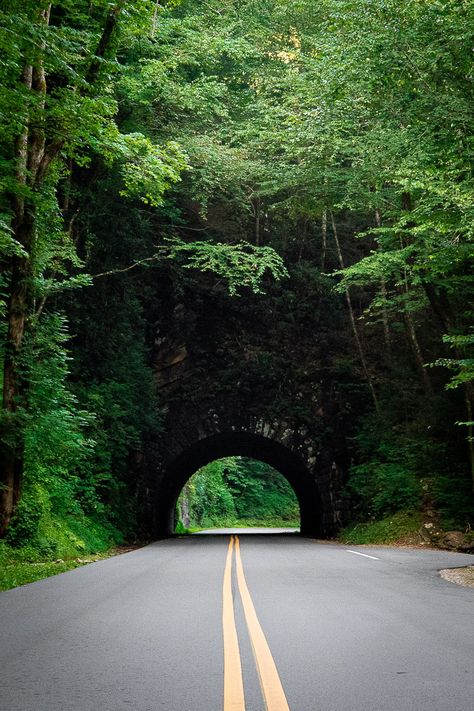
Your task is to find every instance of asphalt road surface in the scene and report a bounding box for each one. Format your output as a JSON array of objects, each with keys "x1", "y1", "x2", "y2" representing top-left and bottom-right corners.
[
  {"x1": 1, "y1": 535, "x2": 473, "y2": 711},
  {"x1": 196, "y1": 527, "x2": 299, "y2": 534}
]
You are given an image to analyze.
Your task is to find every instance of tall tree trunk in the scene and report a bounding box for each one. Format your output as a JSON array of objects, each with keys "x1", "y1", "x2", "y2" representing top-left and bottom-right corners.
[
  {"x1": 252, "y1": 196, "x2": 261, "y2": 246},
  {"x1": 401, "y1": 305, "x2": 434, "y2": 397},
  {"x1": 330, "y1": 212, "x2": 380, "y2": 415},
  {"x1": 0, "y1": 207, "x2": 37, "y2": 534},
  {"x1": 374, "y1": 209, "x2": 392, "y2": 365},
  {"x1": 297, "y1": 217, "x2": 309, "y2": 263},
  {"x1": 0, "y1": 6, "x2": 50, "y2": 534},
  {"x1": 398, "y1": 238, "x2": 434, "y2": 397},
  {"x1": 1, "y1": 2, "x2": 126, "y2": 535},
  {"x1": 320, "y1": 209, "x2": 327, "y2": 272},
  {"x1": 422, "y1": 281, "x2": 455, "y2": 334},
  {"x1": 151, "y1": 0, "x2": 161, "y2": 37}
]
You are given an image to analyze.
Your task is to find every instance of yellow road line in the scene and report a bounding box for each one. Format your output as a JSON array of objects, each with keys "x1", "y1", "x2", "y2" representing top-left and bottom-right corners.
[
  {"x1": 234, "y1": 535, "x2": 290, "y2": 711},
  {"x1": 223, "y1": 535, "x2": 246, "y2": 711}
]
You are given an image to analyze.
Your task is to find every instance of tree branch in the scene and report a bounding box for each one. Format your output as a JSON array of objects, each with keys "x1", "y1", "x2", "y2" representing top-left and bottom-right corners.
[{"x1": 92, "y1": 251, "x2": 166, "y2": 279}]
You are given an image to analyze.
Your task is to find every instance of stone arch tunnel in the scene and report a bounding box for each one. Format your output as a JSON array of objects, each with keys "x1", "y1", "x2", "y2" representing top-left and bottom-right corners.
[
  {"x1": 148, "y1": 293, "x2": 353, "y2": 539},
  {"x1": 154, "y1": 430, "x2": 323, "y2": 537},
  {"x1": 149, "y1": 405, "x2": 348, "y2": 538}
]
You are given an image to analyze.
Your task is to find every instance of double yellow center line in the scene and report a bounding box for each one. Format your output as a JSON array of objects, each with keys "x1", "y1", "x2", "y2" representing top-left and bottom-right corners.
[{"x1": 222, "y1": 535, "x2": 290, "y2": 711}]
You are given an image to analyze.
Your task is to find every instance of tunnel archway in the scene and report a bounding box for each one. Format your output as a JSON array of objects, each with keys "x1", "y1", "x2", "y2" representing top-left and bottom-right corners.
[{"x1": 154, "y1": 431, "x2": 323, "y2": 537}]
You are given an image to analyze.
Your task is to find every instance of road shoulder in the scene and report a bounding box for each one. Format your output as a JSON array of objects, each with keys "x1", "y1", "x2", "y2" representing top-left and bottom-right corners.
[{"x1": 440, "y1": 566, "x2": 474, "y2": 588}]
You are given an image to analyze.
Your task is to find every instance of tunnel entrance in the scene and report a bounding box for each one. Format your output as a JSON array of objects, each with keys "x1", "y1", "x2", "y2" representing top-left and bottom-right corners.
[
  {"x1": 176, "y1": 456, "x2": 300, "y2": 532},
  {"x1": 154, "y1": 432, "x2": 323, "y2": 537}
]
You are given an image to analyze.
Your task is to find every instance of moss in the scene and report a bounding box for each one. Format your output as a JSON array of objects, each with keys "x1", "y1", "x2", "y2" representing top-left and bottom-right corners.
[{"x1": 338, "y1": 510, "x2": 423, "y2": 545}]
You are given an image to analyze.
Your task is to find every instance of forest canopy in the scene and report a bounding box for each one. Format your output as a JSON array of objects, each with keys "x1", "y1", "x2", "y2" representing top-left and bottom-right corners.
[{"x1": 0, "y1": 0, "x2": 473, "y2": 564}]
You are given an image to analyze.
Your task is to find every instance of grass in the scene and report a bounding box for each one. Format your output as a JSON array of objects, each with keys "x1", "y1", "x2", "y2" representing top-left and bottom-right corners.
[
  {"x1": 175, "y1": 517, "x2": 300, "y2": 534},
  {"x1": 0, "y1": 556, "x2": 81, "y2": 591},
  {"x1": 0, "y1": 541, "x2": 118, "y2": 592},
  {"x1": 338, "y1": 510, "x2": 423, "y2": 545},
  {"x1": 0, "y1": 540, "x2": 135, "y2": 592},
  {"x1": 202, "y1": 517, "x2": 299, "y2": 529},
  {"x1": 0, "y1": 510, "x2": 127, "y2": 592}
]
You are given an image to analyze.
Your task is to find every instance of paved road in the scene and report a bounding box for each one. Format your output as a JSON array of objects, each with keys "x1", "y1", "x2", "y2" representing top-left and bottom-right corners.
[
  {"x1": 196, "y1": 527, "x2": 299, "y2": 534},
  {"x1": 1, "y1": 535, "x2": 473, "y2": 711}
]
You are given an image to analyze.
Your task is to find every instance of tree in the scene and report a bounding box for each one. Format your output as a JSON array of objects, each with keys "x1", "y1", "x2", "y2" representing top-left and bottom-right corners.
[
  {"x1": 0, "y1": 0, "x2": 288, "y2": 535},
  {"x1": 0, "y1": 1, "x2": 183, "y2": 532}
]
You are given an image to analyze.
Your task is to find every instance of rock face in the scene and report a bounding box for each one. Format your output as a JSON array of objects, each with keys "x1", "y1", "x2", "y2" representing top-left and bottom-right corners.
[
  {"x1": 145, "y1": 284, "x2": 360, "y2": 538},
  {"x1": 420, "y1": 523, "x2": 474, "y2": 552},
  {"x1": 419, "y1": 521, "x2": 444, "y2": 546},
  {"x1": 441, "y1": 531, "x2": 474, "y2": 553}
]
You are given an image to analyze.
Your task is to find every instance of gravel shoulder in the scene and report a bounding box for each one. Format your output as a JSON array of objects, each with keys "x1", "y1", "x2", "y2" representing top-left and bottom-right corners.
[{"x1": 440, "y1": 566, "x2": 474, "y2": 588}]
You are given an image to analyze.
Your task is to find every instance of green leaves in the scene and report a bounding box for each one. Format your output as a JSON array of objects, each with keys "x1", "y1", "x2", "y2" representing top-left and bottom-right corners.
[
  {"x1": 18, "y1": 314, "x2": 95, "y2": 492},
  {"x1": 0, "y1": 217, "x2": 27, "y2": 259},
  {"x1": 118, "y1": 135, "x2": 187, "y2": 206},
  {"x1": 436, "y1": 333, "x2": 474, "y2": 391},
  {"x1": 177, "y1": 457, "x2": 299, "y2": 529},
  {"x1": 164, "y1": 238, "x2": 288, "y2": 294},
  {"x1": 2, "y1": 0, "x2": 473, "y2": 542}
]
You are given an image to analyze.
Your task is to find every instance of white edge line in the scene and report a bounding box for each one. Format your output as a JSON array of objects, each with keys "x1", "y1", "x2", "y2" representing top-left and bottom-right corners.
[{"x1": 346, "y1": 549, "x2": 380, "y2": 560}]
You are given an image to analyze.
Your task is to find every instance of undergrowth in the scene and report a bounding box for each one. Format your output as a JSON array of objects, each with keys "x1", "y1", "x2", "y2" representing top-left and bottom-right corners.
[
  {"x1": 338, "y1": 510, "x2": 423, "y2": 545},
  {"x1": 0, "y1": 508, "x2": 124, "y2": 592}
]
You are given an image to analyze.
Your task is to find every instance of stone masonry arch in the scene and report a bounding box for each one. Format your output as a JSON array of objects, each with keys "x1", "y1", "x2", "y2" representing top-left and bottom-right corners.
[
  {"x1": 149, "y1": 401, "x2": 347, "y2": 537},
  {"x1": 148, "y1": 294, "x2": 353, "y2": 539},
  {"x1": 154, "y1": 430, "x2": 322, "y2": 536}
]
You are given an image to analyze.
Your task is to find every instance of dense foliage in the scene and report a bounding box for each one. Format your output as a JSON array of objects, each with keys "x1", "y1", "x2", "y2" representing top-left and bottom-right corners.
[
  {"x1": 177, "y1": 457, "x2": 299, "y2": 530},
  {"x1": 1, "y1": 0, "x2": 473, "y2": 569},
  {"x1": 0, "y1": 1, "x2": 286, "y2": 558}
]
